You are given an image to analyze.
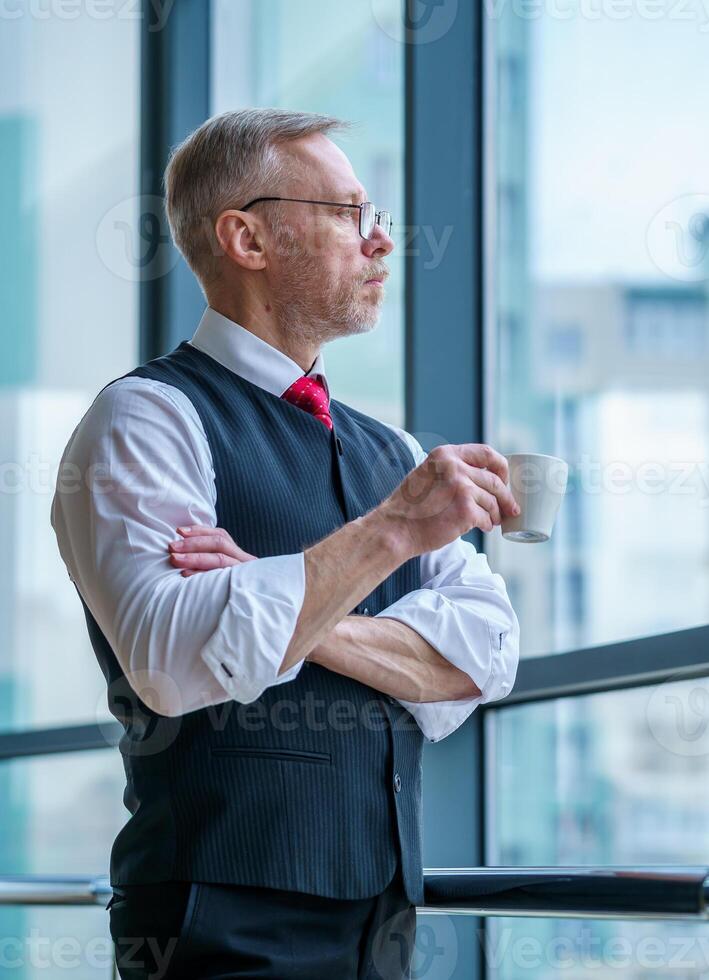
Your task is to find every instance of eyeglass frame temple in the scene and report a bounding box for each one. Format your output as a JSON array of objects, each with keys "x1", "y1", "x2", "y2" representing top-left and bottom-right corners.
[{"x1": 238, "y1": 196, "x2": 392, "y2": 239}]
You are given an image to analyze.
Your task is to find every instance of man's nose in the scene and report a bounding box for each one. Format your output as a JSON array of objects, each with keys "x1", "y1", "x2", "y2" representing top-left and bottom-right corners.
[{"x1": 362, "y1": 224, "x2": 395, "y2": 258}]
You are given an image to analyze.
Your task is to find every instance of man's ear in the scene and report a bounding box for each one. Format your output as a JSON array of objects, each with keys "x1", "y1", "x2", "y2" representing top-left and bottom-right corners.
[{"x1": 212, "y1": 210, "x2": 267, "y2": 272}]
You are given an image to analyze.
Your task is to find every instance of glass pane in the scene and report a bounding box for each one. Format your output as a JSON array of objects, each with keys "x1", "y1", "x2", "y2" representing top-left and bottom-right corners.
[
  {"x1": 0, "y1": 749, "x2": 126, "y2": 874},
  {"x1": 1, "y1": 4, "x2": 139, "y2": 730},
  {"x1": 211, "y1": 0, "x2": 405, "y2": 425},
  {"x1": 485, "y1": 6, "x2": 709, "y2": 658},
  {"x1": 0, "y1": 750, "x2": 126, "y2": 979},
  {"x1": 0, "y1": 907, "x2": 114, "y2": 980},
  {"x1": 485, "y1": 681, "x2": 709, "y2": 978}
]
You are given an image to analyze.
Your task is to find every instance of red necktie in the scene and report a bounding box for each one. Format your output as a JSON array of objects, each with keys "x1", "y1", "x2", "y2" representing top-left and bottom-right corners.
[{"x1": 281, "y1": 374, "x2": 333, "y2": 430}]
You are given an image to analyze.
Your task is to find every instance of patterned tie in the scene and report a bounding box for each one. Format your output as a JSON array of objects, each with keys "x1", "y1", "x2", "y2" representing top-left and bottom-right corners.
[{"x1": 281, "y1": 374, "x2": 333, "y2": 430}]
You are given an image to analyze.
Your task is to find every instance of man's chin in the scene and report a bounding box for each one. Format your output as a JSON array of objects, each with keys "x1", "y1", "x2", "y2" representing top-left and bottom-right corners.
[
  {"x1": 330, "y1": 314, "x2": 380, "y2": 340},
  {"x1": 352, "y1": 307, "x2": 383, "y2": 333}
]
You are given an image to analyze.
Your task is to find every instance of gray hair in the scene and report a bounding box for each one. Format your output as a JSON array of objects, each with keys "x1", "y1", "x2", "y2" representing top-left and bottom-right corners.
[{"x1": 163, "y1": 107, "x2": 351, "y2": 293}]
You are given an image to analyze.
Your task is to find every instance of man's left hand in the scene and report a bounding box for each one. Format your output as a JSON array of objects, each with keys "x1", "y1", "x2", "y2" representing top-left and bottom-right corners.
[{"x1": 167, "y1": 525, "x2": 257, "y2": 576}]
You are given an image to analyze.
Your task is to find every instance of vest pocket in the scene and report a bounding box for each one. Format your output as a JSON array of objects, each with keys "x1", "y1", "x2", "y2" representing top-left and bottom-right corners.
[{"x1": 211, "y1": 746, "x2": 331, "y2": 765}]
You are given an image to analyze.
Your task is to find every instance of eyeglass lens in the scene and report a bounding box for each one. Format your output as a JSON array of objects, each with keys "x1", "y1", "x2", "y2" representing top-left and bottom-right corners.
[{"x1": 360, "y1": 202, "x2": 392, "y2": 239}]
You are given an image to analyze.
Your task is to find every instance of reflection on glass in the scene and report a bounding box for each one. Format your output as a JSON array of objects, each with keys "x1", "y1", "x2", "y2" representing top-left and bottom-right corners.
[
  {"x1": 211, "y1": 0, "x2": 405, "y2": 425},
  {"x1": 485, "y1": 6, "x2": 709, "y2": 658},
  {"x1": 0, "y1": 907, "x2": 114, "y2": 980},
  {"x1": 0, "y1": 749, "x2": 126, "y2": 874},
  {"x1": 0, "y1": 750, "x2": 126, "y2": 979},
  {"x1": 486, "y1": 681, "x2": 709, "y2": 978},
  {"x1": 1, "y1": 4, "x2": 139, "y2": 730}
]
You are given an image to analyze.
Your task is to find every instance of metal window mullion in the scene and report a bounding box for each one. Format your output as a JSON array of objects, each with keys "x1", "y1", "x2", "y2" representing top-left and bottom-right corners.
[
  {"x1": 139, "y1": 0, "x2": 211, "y2": 361},
  {"x1": 407, "y1": 4, "x2": 486, "y2": 978}
]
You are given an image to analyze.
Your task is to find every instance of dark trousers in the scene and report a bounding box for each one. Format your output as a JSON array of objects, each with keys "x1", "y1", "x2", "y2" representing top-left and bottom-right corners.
[{"x1": 108, "y1": 862, "x2": 416, "y2": 979}]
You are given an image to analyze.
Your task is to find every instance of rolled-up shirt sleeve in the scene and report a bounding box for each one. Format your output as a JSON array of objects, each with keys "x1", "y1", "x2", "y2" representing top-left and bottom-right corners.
[
  {"x1": 50, "y1": 378, "x2": 306, "y2": 717},
  {"x1": 377, "y1": 425, "x2": 521, "y2": 743}
]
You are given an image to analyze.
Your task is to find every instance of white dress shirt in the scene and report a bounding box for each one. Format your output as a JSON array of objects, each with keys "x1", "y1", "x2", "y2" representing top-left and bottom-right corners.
[{"x1": 50, "y1": 307, "x2": 519, "y2": 742}]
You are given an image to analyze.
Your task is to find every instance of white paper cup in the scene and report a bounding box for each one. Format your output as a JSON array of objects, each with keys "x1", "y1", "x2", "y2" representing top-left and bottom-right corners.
[{"x1": 500, "y1": 453, "x2": 569, "y2": 543}]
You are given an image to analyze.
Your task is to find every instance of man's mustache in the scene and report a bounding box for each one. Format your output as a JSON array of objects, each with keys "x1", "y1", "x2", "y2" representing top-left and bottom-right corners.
[{"x1": 363, "y1": 267, "x2": 390, "y2": 283}]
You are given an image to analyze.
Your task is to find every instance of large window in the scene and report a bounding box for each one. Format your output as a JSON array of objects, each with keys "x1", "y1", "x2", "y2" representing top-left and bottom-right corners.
[
  {"x1": 486, "y1": 682, "x2": 709, "y2": 978},
  {"x1": 1, "y1": 3, "x2": 140, "y2": 732},
  {"x1": 211, "y1": 0, "x2": 405, "y2": 425},
  {"x1": 1, "y1": 5, "x2": 139, "y2": 972},
  {"x1": 485, "y1": 5, "x2": 709, "y2": 659},
  {"x1": 482, "y1": 6, "x2": 709, "y2": 978}
]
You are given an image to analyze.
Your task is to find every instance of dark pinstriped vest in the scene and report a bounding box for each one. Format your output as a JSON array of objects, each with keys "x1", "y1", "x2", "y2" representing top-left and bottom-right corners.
[{"x1": 80, "y1": 340, "x2": 425, "y2": 904}]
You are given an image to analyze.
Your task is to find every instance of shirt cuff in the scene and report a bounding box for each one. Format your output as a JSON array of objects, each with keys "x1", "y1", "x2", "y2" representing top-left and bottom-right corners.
[
  {"x1": 374, "y1": 588, "x2": 519, "y2": 742},
  {"x1": 395, "y1": 694, "x2": 485, "y2": 743},
  {"x1": 200, "y1": 552, "x2": 306, "y2": 704}
]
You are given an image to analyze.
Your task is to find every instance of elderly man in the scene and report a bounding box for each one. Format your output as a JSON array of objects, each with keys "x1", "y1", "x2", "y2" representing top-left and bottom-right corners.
[{"x1": 51, "y1": 108, "x2": 520, "y2": 979}]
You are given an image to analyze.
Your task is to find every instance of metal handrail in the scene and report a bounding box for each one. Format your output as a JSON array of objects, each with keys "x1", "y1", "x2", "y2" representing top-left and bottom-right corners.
[
  {"x1": 0, "y1": 875, "x2": 111, "y2": 907},
  {"x1": 2, "y1": 867, "x2": 709, "y2": 920},
  {"x1": 420, "y1": 866, "x2": 709, "y2": 920}
]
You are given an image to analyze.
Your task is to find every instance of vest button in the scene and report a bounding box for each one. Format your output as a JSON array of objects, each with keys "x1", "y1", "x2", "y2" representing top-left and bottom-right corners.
[
  {"x1": 387, "y1": 696, "x2": 396, "y2": 704},
  {"x1": 363, "y1": 607, "x2": 370, "y2": 616},
  {"x1": 393, "y1": 772, "x2": 402, "y2": 793}
]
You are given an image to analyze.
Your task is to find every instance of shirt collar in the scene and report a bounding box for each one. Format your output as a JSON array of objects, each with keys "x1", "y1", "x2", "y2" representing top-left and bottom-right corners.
[{"x1": 187, "y1": 306, "x2": 329, "y2": 400}]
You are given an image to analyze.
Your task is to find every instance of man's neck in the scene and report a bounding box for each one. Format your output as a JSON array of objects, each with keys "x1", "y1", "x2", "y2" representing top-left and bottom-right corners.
[{"x1": 207, "y1": 298, "x2": 320, "y2": 374}]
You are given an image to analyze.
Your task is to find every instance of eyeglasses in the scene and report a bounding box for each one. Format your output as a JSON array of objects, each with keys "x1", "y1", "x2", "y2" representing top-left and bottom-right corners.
[{"x1": 238, "y1": 196, "x2": 393, "y2": 240}]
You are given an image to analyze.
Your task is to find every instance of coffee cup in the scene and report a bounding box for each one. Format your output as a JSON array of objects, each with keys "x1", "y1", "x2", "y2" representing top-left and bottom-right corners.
[{"x1": 500, "y1": 453, "x2": 568, "y2": 543}]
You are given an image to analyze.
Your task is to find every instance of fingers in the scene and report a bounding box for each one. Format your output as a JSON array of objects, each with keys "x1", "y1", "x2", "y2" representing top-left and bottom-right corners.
[
  {"x1": 169, "y1": 533, "x2": 240, "y2": 559},
  {"x1": 168, "y1": 525, "x2": 258, "y2": 575},
  {"x1": 472, "y1": 504, "x2": 494, "y2": 533},
  {"x1": 169, "y1": 526, "x2": 258, "y2": 562},
  {"x1": 470, "y1": 481, "x2": 502, "y2": 526},
  {"x1": 168, "y1": 551, "x2": 241, "y2": 572},
  {"x1": 467, "y1": 466, "x2": 519, "y2": 519},
  {"x1": 456, "y1": 444, "x2": 510, "y2": 484},
  {"x1": 434, "y1": 444, "x2": 516, "y2": 515}
]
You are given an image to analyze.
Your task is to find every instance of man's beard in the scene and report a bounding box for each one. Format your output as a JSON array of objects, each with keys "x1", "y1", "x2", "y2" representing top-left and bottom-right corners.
[{"x1": 267, "y1": 225, "x2": 386, "y2": 350}]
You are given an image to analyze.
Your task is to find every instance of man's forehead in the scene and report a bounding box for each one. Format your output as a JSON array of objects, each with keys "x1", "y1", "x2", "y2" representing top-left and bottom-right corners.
[
  {"x1": 285, "y1": 140, "x2": 366, "y2": 202},
  {"x1": 329, "y1": 185, "x2": 367, "y2": 203},
  {"x1": 291, "y1": 175, "x2": 367, "y2": 204}
]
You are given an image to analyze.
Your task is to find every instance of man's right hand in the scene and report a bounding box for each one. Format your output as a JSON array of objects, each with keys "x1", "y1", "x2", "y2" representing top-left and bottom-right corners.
[{"x1": 375, "y1": 443, "x2": 521, "y2": 558}]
